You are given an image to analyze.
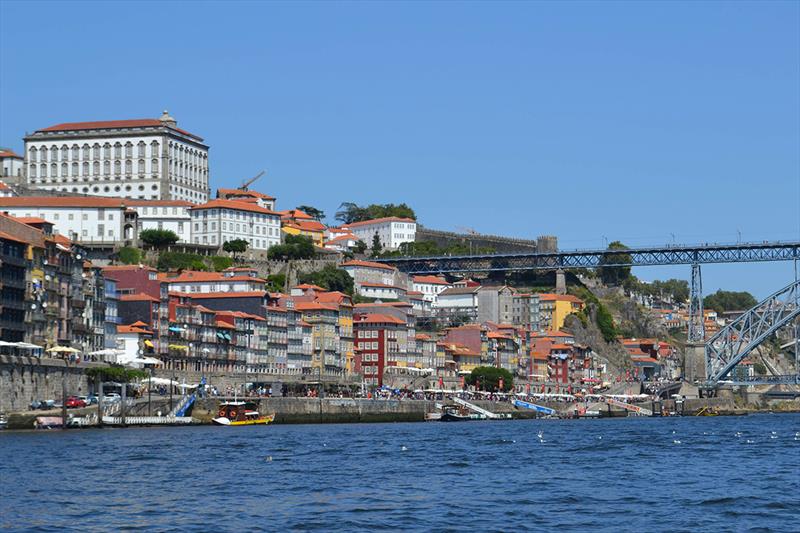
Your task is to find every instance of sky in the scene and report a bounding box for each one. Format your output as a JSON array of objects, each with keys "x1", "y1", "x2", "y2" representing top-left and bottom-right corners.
[{"x1": 1, "y1": 0, "x2": 798, "y2": 298}]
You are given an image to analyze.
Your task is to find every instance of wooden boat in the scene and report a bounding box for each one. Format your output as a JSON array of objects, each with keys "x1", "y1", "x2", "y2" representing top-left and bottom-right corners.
[{"x1": 212, "y1": 401, "x2": 275, "y2": 426}]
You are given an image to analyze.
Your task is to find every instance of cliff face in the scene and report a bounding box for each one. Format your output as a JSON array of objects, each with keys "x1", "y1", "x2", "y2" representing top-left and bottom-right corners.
[{"x1": 564, "y1": 310, "x2": 631, "y2": 374}]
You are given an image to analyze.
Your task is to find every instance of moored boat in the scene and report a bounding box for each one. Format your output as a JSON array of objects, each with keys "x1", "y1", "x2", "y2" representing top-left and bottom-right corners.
[{"x1": 212, "y1": 402, "x2": 275, "y2": 426}]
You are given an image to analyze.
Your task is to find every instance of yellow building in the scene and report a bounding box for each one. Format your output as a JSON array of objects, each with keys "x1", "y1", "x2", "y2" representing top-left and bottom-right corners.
[
  {"x1": 279, "y1": 209, "x2": 326, "y2": 246},
  {"x1": 537, "y1": 294, "x2": 585, "y2": 332}
]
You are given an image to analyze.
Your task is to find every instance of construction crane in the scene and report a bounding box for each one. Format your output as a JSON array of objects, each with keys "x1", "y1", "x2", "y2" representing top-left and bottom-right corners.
[{"x1": 239, "y1": 170, "x2": 266, "y2": 191}]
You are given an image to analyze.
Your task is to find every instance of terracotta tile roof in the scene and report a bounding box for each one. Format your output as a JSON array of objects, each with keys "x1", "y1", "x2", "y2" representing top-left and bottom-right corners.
[
  {"x1": 117, "y1": 325, "x2": 151, "y2": 334},
  {"x1": 0, "y1": 230, "x2": 30, "y2": 244},
  {"x1": 340, "y1": 259, "x2": 397, "y2": 271},
  {"x1": 191, "y1": 199, "x2": 279, "y2": 216},
  {"x1": 278, "y1": 209, "x2": 314, "y2": 220},
  {"x1": 415, "y1": 333, "x2": 431, "y2": 340},
  {"x1": 343, "y1": 217, "x2": 416, "y2": 228},
  {"x1": 36, "y1": 118, "x2": 203, "y2": 141},
  {"x1": 294, "y1": 283, "x2": 326, "y2": 291},
  {"x1": 217, "y1": 189, "x2": 275, "y2": 201},
  {"x1": 120, "y1": 293, "x2": 159, "y2": 302},
  {"x1": 325, "y1": 233, "x2": 358, "y2": 244},
  {"x1": 0, "y1": 149, "x2": 22, "y2": 158},
  {"x1": 294, "y1": 302, "x2": 339, "y2": 312},
  {"x1": 538, "y1": 293, "x2": 584, "y2": 304},
  {"x1": 14, "y1": 216, "x2": 51, "y2": 225},
  {"x1": 170, "y1": 291, "x2": 267, "y2": 299},
  {"x1": 162, "y1": 271, "x2": 266, "y2": 284},
  {"x1": 354, "y1": 313, "x2": 405, "y2": 325},
  {"x1": 0, "y1": 197, "x2": 132, "y2": 208},
  {"x1": 412, "y1": 275, "x2": 450, "y2": 285},
  {"x1": 283, "y1": 220, "x2": 326, "y2": 232}
]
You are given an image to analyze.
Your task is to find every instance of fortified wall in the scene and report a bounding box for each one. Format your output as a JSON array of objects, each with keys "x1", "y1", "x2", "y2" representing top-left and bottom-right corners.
[{"x1": 416, "y1": 226, "x2": 557, "y2": 254}]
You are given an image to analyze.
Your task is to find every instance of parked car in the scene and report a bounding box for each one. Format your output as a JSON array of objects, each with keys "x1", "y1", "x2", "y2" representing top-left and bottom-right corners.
[
  {"x1": 102, "y1": 393, "x2": 121, "y2": 404},
  {"x1": 84, "y1": 395, "x2": 99, "y2": 405},
  {"x1": 65, "y1": 396, "x2": 87, "y2": 409}
]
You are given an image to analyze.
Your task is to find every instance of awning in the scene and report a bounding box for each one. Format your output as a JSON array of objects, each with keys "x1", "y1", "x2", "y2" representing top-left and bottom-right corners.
[
  {"x1": 144, "y1": 340, "x2": 155, "y2": 348},
  {"x1": 223, "y1": 333, "x2": 232, "y2": 341},
  {"x1": 168, "y1": 344, "x2": 188, "y2": 351},
  {"x1": 216, "y1": 332, "x2": 225, "y2": 340},
  {"x1": 46, "y1": 346, "x2": 80, "y2": 354},
  {"x1": 168, "y1": 326, "x2": 184, "y2": 333},
  {"x1": 129, "y1": 357, "x2": 162, "y2": 365}
]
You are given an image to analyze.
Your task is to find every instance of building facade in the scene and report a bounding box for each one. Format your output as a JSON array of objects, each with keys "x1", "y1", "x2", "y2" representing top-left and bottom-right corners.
[
  {"x1": 23, "y1": 112, "x2": 209, "y2": 203},
  {"x1": 342, "y1": 217, "x2": 416, "y2": 251},
  {"x1": 189, "y1": 199, "x2": 281, "y2": 254}
]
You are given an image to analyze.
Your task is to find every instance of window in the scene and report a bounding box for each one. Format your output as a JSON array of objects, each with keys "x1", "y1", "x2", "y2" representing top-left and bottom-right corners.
[
  {"x1": 71, "y1": 162, "x2": 78, "y2": 176},
  {"x1": 61, "y1": 145, "x2": 68, "y2": 160},
  {"x1": 82, "y1": 144, "x2": 90, "y2": 159},
  {"x1": 29, "y1": 147, "x2": 38, "y2": 162},
  {"x1": 114, "y1": 161, "x2": 121, "y2": 175},
  {"x1": 104, "y1": 161, "x2": 110, "y2": 175},
  {"x1": 61, "y1": 162, "x2": 67, "y2": 177},
  {"x1": 138, "y1": 142, "x2": 146, "y2": 158},
  {"x1": 82, "y1": 162, "x2": 89, "y2": 176},
  {"x1": 97, "y1": 224, "x2": 104, "y2": 237},
  {"x1": 151, "y1": 141, "x2": 159, "y2": 158},
  {"x1": 114, "y1": 143, "x2": 122, "y2": 158},
  {"x1": 125, "y1": 160, "x2": 132, "y2": 174},
  {"x1": 138, "y1": 160, "x2": 145, "y2": 174},
  {"x1": 29, "y1": 165, "x2": 36, "y2": 178},
  {"x1": 72, "y1": 145, "x2": 79, "y2": 159},
  {"x1": 68, "y1": 214, "x2": 74, "y2": 221}
]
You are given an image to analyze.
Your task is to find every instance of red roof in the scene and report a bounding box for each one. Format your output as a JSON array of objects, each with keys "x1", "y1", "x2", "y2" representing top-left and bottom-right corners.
[
  {"x1": 120, "y1": 293, "x2": 159, "y2": 302},
  {"x1": 354, "y1": 313, "x2": 405, "y2": 325},
  {"x1": 161, "y1": 271, "x2": 265, "y2": 284},
  {"x1": 0, "y1": 197, "x2": 133, "y2": 208},
  {"x1": 36, "y1": 118, "x2": 203, "y2": 141},
  {"x1": 294, "y1": 283, "x2": 326, "y2": 291},
  {"x1": 191, "y1": 199, "x2": 279, "y2": 216},
  {"x1": 14, "y1": 216, "x2": 51, "y2": 225},
  {"x1": 117, "y1": 325, "x2": 151, "y2": 334},
  {"x1": 279, "y1": 209, "x2": 313, "y2": 220},
  {"x1": 283, "y1": 220, "x2": 326, "y2": 232},
  {"x1": 126, "y1": 199, "x2": 196, "y2": 207},
  {"x1": 170, "y1": 291, "x2": 266, "y2": 299},
  {"x1": 0, "y1": 149, "x2": 22, "y2": 159},
  {"x1": 413, "y1": 275, "x2": 450, "y2": 285},
  {"x1": 344, "y1": 217, "x2": 415, "y2": 228},
  {"x1": 340, "y1": 259, "x2": 396, "y2": 271}
]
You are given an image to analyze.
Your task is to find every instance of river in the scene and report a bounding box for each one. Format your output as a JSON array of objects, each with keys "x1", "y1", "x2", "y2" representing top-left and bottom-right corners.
[{"x1": 1, "y1": 414, "x2": 798, "y2": 532}]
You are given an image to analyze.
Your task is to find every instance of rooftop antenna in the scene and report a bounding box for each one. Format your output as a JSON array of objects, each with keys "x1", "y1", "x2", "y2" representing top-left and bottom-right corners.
[{"x1": 240, "y1": 170, "x2": 266, "y2": 191}]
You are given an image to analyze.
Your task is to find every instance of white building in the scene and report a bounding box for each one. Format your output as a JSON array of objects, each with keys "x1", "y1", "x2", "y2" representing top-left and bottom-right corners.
[
  {"x1": 412, "y1": 275, "x2": 452, "y2": 304},
  {"x1": 342, "y1": 217, "x2": 416, "y2": 251},
  {"x1": 0, "y1": 196, "x2": 138, "y2": 244},
  {"x1": 127, "y1": 199, "x2": 193, "y2": 243},
  {"x1": 189, "y1": 199, "x2": 281, "y2": 254},
  {"x1": 0, "y1": 148, "x2": 24, "y2": 181},
  {"x1": 341, "y1": 259, "x2": 398, "y2": 286},
  {"x1": 161, "y1": 271, "x2": 267, "y2": 294},
  {"x1": 358, "y1": 282, "x2": 407, "y2": 300},
  {"x1": 23, "y1": 111, "x2": 209, "y2": 203},
  {"x1": 436, "y1": 286, "x2": 480, "y2": 319},
  {"x1": 217, "y1": 189, "x2": 276, "y2": 210}
]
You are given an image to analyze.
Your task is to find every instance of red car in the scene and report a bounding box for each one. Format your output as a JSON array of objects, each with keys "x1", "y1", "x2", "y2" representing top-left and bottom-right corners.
[{"x1": 65, "y1": 396, "x2": 87, "y2": 409}]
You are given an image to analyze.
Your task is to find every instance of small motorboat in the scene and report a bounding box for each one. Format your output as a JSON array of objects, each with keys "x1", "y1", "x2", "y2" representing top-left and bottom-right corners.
[
  {"x1": 212, "y1": 401, "x2": 275, "y2": 426},
  {"x1": 438, "y1": 406, "x2": 486, "y2": 422}
]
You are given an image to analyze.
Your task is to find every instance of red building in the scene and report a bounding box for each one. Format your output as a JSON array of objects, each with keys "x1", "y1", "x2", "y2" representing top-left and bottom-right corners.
[
  {"x1": 102, "y1": 265, "x2": 161, "y2": 298},
  {"x1": 353, "y1": 313, "x2": 405, "y2": 387}
]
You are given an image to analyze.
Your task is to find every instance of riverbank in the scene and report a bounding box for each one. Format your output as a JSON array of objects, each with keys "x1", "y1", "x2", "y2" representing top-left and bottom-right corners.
[{"x1": 5, "y1": 396, "x2": 798, "y2": 430}]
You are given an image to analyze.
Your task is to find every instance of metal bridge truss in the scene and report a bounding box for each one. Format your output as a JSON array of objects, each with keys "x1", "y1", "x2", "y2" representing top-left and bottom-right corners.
[
  {"x1": 705, "y1": 279, "x2": 800, "y2": 386},
  {"x1": 377, "y1": 242, "x2": 800, "y2": 274}
]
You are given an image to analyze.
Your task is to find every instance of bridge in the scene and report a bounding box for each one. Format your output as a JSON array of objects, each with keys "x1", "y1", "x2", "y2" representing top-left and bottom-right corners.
[{"x1": 376, "y1": 240, "x2": 800, "y2": 387}]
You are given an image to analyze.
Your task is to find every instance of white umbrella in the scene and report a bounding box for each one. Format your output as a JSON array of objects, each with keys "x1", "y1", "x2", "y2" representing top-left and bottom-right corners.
[{"x1": 47, "y1": 346, "x2": 80, "y2": 354}]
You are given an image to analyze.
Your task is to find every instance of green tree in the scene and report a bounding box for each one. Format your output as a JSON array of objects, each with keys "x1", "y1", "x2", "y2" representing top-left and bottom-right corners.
[
  {"x1": 266, "y1": 273, "x2": 286, "y2": 292},
  {"x1": 139, "y1": 229, "x2": 179, "y2": 249},
  {"x1": 353, "y1": 240, "x2": 367, "y2": 255},
  {"x1": 223, "y1": 239, "x2": 249, "y2": 260},
  {"x1": 598, "y1": 241, "x2": 632, "y2": 286},
  {"x1": 267, "y1": 235, "x2": 316, "y2": 260},
  {"x1": 298, "y1": 264, "x2": 355, "y2": 295},
  {"x1": 370, "y1": 233, "x2": 383, "y2": 256},
  {"x1": 210, "y1": 256, "x2": 233, "y2": 271},
  {"x1": 335, "y1": 202, "x2": 416, "y2": 224},
  {"x1": 753, "y1": 362, "x2": 767, "y2": 375},
  {"x1": 465, "y1": 366, "x2": 513, "y2": 392},
  {"x1": 117, "y1": 246, "x2": 142, "y2": 265},
  {"x1": 157, "y1": 251, "x2": 208, "y2": 271},
  {"x1": 703, "y1": 290, "x2": 758, "y2": 313},
  {"x1": 296, "y1": 205, "x2": 325, "y2": 221}
]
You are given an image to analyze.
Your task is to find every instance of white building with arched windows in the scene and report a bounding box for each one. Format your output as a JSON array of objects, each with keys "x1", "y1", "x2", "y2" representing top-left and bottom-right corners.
[{"x1": 23, "y1": 111, "x2": 209, "y2": 203}]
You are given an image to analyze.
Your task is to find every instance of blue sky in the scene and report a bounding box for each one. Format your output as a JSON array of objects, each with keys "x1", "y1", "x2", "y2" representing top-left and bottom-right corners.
[{"x1": 1, "y1": 1, "x2": 798, "y2": 297}]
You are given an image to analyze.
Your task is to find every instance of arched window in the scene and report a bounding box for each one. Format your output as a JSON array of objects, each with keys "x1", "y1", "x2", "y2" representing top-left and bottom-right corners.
[
  {"x1": 29, "y1": 164, "x2": 36, "y2": 178},
  {"x1": 103, "y1": 143, "x2": 111, "y2": 158},
  {"x1": 114, "y1": 143, "x2": 122, "y2": 158},
  {"x1": 51, "y1": 163, "x2": 57, "y2": 178},
  {"x1": 138, "y1": 159, "x2": 145, "y2": 174},
  {"x1": 61, "y1": 162, "x2": 68, "y2": 177},
  {"x1": 125, "y1": 160, "x2": 132, "y2": 174},
  {"x1": 93, "y1": 161, "x2": 100, "y2": 176},
  {"x1": 125, "y1": 142, "x2": 133, "y2": 158},
  {"x1": 71, "y1": 162, "x2": 78, "y2": 176},
  {"x1": 83, "y1": 162, "x2": 89, "y2": 176},
  {"x1": 151, "y1": 159, "x2": 159, "y2": 174},
  {"x1": 82, "y1": 144, "x2": 90, "y2": 159},
  {"x1": 71, "y1": 145, "x2": 79, "y2": 159},
  {"x1": 93, "y1": 144, "x2": 101, "y2": 159},
  {"x1": 115, "y1": 160, "x2": 122, "y2": 175},
  {"x1": 103, "y1": 160, "x2": 110, "y2": 175},
  {"x1": 138, "y1": 141, "x2": 146, "y2": 158},
  {"x1": 29, "y1": 147, "x2": 38, "y2": 162},
  {"x1": 40, "y1": 163, "x2": 47, "y2": 177},
  {"x1": 151, "y1": 141, "x2": 159, "y2": 158},
  {"x1": 61, "y1": 145, "x2": 68, "y2": 160}
]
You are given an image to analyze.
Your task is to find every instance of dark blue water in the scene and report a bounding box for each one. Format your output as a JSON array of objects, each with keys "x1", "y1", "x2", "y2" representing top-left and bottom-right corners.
[{"x1": 1, "y1": 414, "x2": 799, "y2": 532}]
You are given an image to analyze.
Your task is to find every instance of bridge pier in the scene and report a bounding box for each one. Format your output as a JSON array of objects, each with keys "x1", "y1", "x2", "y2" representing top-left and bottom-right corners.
[{"x1": 684, "y1": 342, "x2": 707, "y2": 383}]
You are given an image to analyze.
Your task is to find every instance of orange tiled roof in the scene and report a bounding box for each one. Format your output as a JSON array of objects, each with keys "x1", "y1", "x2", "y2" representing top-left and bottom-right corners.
[
  {"x1": 0, "y1": 197, "x2": 133, "y2": 208},
  {"x1": 120, "y1": 293, "x2": 159, "y2": 302},
  {"x1": 191, "y1": 199, "x2": 279, "y2": 215},
  {"x1": 217, "y1": 189, "x2": 275, "y2": 201},
  {"x1": 169, "y1": 291, "x2": 266, "y2": 299},
  {"x1": 354, "y1": 313, "x2": 405, "y2": 325},
  {"x1": 340, "y1": 259, "x2": 396, "y2": 271},
  {"x1": 413, "y1": 275, "x2": 450, "y2": 285},
  {"x1": 37, "y1": 118, "x2": 202, "y2": 141}
]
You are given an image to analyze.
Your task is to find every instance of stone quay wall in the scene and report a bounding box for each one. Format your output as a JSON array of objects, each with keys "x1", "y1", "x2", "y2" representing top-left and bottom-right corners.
[{"x1": 0, "y1": 355, "x2": 99, "y2": 413}]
